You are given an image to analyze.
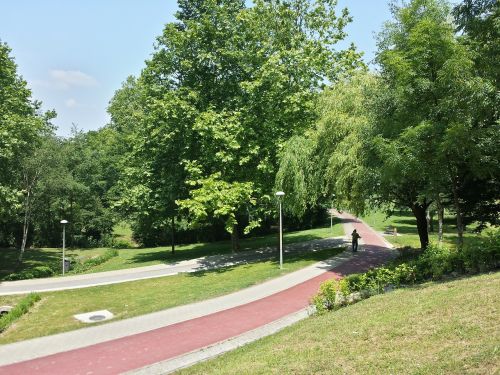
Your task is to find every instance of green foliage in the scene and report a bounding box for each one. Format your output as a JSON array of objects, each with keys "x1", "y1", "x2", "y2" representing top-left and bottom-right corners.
[
  {"x1": 0, "y1": 41, "x2": 55, "y2": 247},
  {"x1": 178, "y1": 173, "x2": 257, "y2": 234},
  {"x1": 0, "y1": 293, "x2": 41, "y2": 333},
  {"x1": 69, "y1": 249, "x2": 119, "y2": 273},
  {"x1": 111, "y1": 239, "x2": 134, "y2": 249},
  {"x1": 111, "y1": 0, "x2": 363, "y2": 245},
  {"x1": 276, "y1": 71, "x2": 375, "y2": 217},
  {"x1": 459, "y1": 228, "x2": 500, "y2": 273},
  {"x1": 4, "y1": 266, "x2": 55, "y2": 281},
  {"x1": 313, "y1": 232, "x2": 499, "y2": 312}
]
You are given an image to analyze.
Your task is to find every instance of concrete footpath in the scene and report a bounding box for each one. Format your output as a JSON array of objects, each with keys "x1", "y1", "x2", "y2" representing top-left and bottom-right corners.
[
  {"x1": 0, "y1": 212, "x2": 396, "y2": 374},
  {"x1": 0, "y1": 237, "x2": 345, "y2": 295}
]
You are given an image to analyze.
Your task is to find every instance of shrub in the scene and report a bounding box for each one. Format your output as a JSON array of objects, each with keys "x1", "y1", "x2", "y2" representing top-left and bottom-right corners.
[
  {"x1": 4, "y1": 266, "x2": 55, "y2": 281},
  {"x1": 0, "y1": 293, "x2": 41, "y2": 333},
  {"x1": 414, "y1": 244, "x2": 459, "y2": 280},
  {"x1": 313, "y1": 231, "x2": 499, "y2": 315},
  {"x1": 461, "y1": 230, "x2": 500, "y2": 273},
  {"x1": 392, "y1": 263, "x2": 417, "y2": 286},
  {"x1": 70, "y1": 248, "x2": 119, "y2": 273},
  {"x1": 111, "y1": 239, "x2": 134, "y2": 249},
  {"x1": 311, "y1": 279, "x2": 343, "y2": 313}
]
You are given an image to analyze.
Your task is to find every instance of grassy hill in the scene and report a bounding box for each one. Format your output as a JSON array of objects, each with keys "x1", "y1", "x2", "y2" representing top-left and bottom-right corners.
[{"x1": 180, "y1": 272, "x2": 500, "y2": 374}]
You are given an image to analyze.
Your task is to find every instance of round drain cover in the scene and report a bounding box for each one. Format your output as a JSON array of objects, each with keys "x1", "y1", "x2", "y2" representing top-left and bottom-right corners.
[{"x1": 89, "y1": 315, "x2": 106, "y2": 321}]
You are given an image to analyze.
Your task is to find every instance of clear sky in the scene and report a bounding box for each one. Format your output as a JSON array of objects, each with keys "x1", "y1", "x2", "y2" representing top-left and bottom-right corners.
[{"x1": 1, "y1": 1, "x2": 395, "y2": 137}]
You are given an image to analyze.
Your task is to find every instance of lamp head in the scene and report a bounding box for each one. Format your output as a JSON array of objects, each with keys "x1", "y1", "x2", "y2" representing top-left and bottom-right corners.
[
  {"x1": 60, "y1": 220, "x2": 68, "y2": 224},
  {"x1": 275, "y1": 191, "x2": 285, "y2": 197}
]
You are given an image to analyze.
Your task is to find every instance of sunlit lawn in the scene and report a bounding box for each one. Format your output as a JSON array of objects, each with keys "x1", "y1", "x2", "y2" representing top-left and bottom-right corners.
[
  {"x1": 180, "y1": 272, "x2": 500, "y2": 374},
  {"x1": 361, "y1": 210, "x2": 483, "y2": 249},
  {"x1": 0, "y1": 246, "x2": 344, "y2": 344},
  {"x1": 0, "y1": 219, "x2": 344, "y2": 279}
]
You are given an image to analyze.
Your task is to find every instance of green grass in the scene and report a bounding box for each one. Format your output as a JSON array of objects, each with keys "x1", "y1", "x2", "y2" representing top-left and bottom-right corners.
[
  {"x1": 180, "y1": 272, "x2": 500, "y2": 375},
  {"x1": 361, "y1": 210, "x2": 483, "y2": 249},
  {"x1": 0, "y1": 220, "x2": 344, "y2": 279},
  {"x1": 112, "y1": 221, "x2": 137, "y2": 247},
  {"x1": 88, "y1": 222, "x2": 344, "y2": 273},
  {"x1": 0, "y1": 246, "x2": 344, "y2": 344}
]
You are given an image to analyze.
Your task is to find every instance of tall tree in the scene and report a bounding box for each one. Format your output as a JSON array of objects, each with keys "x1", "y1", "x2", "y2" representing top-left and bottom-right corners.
[
  {"x1": 373, "y1": 0, "x2": 498, "y2": 247},
  {"x1": 0, "y1": 41, "x2": 55, "y2": 254},
  {"x1": 111, "y1": 0, "x2": 362, "y2": 248}
]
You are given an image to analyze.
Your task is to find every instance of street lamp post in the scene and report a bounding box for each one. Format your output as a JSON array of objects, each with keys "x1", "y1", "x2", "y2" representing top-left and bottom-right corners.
[
  {"x1": 60, "y1": 220, "x2": 68, "y2": 275},
  {"x1": 275, "y1": 191, "x2": 285, "y2": 269}
]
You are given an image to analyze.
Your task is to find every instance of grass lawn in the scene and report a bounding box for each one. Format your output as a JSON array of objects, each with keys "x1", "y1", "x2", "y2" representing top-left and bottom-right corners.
[
  {"x1": 361, "y1": 210, "x2": 483, "y2": 249},
  {"x1": 0, "y1": 246, "x2": 344, "y2": 344},
  {"x1": 180, "y1": 272, "x2": 500, "y2": 374},
  {"x1": 0, "y1": 220, "x2": 344, "y2": 279}
]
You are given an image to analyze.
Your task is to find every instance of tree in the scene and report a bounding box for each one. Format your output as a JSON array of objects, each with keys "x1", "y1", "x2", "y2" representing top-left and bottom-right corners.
[
  {"x1": 372, "y1": 0, "x2": 498, "y2": 247},
  {"x1": 277, "y1": 0, "x2": 499, "y2": 250},
  {"x1": 0, "y1": 41, "x2": 55, "y2": 254},
  {"x1": 111, "y1": 0, "x2": 362, "y2": 249}
]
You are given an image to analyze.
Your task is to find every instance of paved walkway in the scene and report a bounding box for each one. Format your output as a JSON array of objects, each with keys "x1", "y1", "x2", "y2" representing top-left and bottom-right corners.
[
  {"x1": 0, "y1": 237, "x2": 345, "y2": 295},
  {"x1": 0, "y1": 212, "x2": 396, "y2": 374}
]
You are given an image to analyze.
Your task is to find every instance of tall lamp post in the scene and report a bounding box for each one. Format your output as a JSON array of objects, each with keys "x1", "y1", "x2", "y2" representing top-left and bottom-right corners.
[
  {"x1": 60, "y1": 220, "x2": 68, "y2": 275},
  {"x1": 275, "y1": 191, "x2": 285, "y2": 269}
]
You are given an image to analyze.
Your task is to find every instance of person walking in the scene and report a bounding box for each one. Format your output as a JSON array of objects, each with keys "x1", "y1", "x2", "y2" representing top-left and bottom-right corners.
[{"x1": 351, "y1": 229, "x2": 361, "y2": 252}]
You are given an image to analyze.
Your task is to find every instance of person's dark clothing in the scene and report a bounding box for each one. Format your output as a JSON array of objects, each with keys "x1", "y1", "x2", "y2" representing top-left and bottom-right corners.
[{"x1": 351, "y1": 230, "x2": 361, "y2": 252}]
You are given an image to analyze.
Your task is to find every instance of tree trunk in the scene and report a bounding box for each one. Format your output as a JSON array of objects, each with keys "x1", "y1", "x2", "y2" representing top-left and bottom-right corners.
[
  {"x1": 451, "y1": 178, "x2": 464, "y2": 247},
  {"x1": 18, "y1": 190, "x2": 31, "y2": 263},
  {"x1": 426, "y1": 208, "x2": 431, "y2": 233},
  {"x1": 411, "y1": 203, "x2": 429, "y2": 250},
  {"x1": 231, "y1": 224, "x2": 240, "y2": 252},
  {"x1": 171, "y1": 215, "x2": 175, "y2": 255},
  {"x1": 437, "y1": 196, "x2": 444, "y2": 243}
]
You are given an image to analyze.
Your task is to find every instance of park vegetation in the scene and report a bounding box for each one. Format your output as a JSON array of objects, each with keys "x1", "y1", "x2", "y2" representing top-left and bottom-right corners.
[{"x1": 0, "y1": 0, "x2": 498, "y2": 266}]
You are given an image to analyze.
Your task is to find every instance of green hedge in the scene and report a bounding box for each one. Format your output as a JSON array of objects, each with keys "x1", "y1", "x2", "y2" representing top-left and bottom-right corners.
[
  {"x1": 69, "y1": 248, "x2": 119, "y2": 273},
  {"x1": 4, "y1": 266, "x2": 55, "y2": 281},
  {"x1": 0, "y1": 293, "x2": 41, "y2": 333},
  {"x1": 313, "y1": 230, "x2": 499, "y2": 313}
]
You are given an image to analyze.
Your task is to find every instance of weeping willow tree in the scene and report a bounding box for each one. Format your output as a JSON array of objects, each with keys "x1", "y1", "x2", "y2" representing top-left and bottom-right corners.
[{"x1": 275, "y1": 71, "x2": 376, "y2": 218}]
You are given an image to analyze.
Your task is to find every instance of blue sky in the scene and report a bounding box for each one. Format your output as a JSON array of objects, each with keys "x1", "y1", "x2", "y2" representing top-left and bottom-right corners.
[{"x1": 1, "y1": 1, "x2": 394, "y2": 137}]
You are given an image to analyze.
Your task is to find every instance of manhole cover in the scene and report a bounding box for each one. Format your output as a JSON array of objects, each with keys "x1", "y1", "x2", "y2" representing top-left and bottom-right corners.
[
  {"x1": 74, "y1": 309, "x2": 114, "y2": 323},
  {"x1": 89, "y1": 315, "x2": 106, "y2": 321}
]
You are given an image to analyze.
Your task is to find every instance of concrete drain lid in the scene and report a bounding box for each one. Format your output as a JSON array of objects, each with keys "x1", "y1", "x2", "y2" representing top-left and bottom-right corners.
[
  {"x1": 74, "y1": 310, "x2": 114, "y2": 323},
  {"x1": 89, "y1": 314, "x2": 106, "y2": 321},
  {"x1": 0, "y1": 306, "x2": 13, "y2": 316}
]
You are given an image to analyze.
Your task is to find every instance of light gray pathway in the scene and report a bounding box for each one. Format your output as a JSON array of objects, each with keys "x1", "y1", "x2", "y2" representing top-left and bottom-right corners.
[{"x1": 0, "y1": 236, "x2": 346, "y2": 295}]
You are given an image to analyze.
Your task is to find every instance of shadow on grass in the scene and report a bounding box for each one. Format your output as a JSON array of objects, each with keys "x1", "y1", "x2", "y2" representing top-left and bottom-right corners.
[
  {"x1": 0, "y1": 248, "x2": 61, "y2": 280},
  {"x1": 186, "y1": 247, "x2": 344, "y2": 278},
  {"x1": 126, "y1": 227, "x2": 335, "y2": 266}
]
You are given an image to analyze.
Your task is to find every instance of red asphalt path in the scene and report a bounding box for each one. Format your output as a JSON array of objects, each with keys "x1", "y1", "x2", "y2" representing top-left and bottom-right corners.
[{"x1": 0, "y1": 213, "x2": 394, "y2": 375}]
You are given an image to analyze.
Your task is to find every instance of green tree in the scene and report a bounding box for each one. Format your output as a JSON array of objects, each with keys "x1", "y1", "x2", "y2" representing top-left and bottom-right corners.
[
  {"x1": 0, "y1": 41, "x2": 55, "y2": 254},
  {"x1": 372, "y1": 0, "x2": 498, "y2": 247},
  {"x1": 112, "y1": 0, "x2": 362, "y2": 249}
]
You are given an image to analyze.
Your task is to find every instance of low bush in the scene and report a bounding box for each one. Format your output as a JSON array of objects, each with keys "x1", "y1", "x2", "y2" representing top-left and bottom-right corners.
[
  {"x1": 313, "y1": 233, "x2": 499, "y2": 313},
  {"x1": 70, "y1": 248, "x2": 119, "y2": 273},
  {"x1": 111, "y1": 239, "x2": 134, "y2": 249},
  {"x1": 0, "y1": 293, "x2": 41, "y2": 333},
  {"x1": 4, "y1": 266, "x2": 55, "y2": 281}
]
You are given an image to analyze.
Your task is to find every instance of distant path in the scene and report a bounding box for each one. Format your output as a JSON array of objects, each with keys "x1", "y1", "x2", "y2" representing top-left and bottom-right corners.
[
  {"x1": 0, "y1": 212, "x2": 397, "y2": 374},
  {"x1": 0, "y1": 237, "x2": 345, "y2": 295}
]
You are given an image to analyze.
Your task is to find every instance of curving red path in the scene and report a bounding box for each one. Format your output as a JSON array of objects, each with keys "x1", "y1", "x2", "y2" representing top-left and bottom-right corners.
[{"x1": 0, "y1": 213, "x2": 394, "y2": 375}]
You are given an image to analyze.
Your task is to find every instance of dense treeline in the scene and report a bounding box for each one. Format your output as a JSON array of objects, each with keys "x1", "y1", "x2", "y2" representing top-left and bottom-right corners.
[
  {"x1": 0, "y1": 0, "x2": 498, "y2": 260},
  {"x1": 277, "y1": 0, "x2": 499, "y2": 249}
]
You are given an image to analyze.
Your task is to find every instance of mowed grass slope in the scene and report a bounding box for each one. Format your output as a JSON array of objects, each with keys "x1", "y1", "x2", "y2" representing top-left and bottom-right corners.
[
  {"x1": 180, "y1": 272, "x2": 500, "y2": 375},
  {"x1": 361, "y1": 210, "x2": 484, "y2": 249}
]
